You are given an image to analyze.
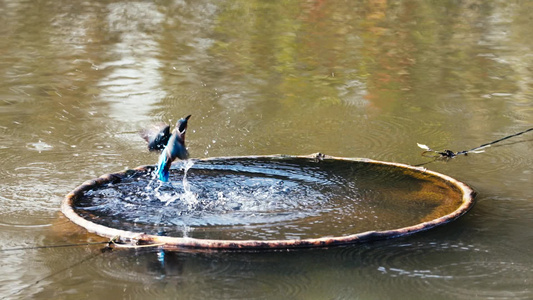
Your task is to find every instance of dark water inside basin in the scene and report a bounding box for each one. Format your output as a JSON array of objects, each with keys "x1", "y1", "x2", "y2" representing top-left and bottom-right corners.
[
  {"x1": 1, "y1": 0, "x2": 532, "y2": 299},
  {"x1": 74, "y1": 158, "x2": 462, "y2": 240}
]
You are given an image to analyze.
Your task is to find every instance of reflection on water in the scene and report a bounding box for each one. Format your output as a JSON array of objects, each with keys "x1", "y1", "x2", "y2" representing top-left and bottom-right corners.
[
  {"x1": 0, "y1": 0, "x2": 532, "y2": 299},
  {"x1": 99, "y1": 2, "x2": 166, "y2": 122}
]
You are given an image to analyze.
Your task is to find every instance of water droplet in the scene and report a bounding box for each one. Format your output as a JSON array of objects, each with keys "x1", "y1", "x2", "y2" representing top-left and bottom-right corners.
[{"x1": 26, "y1": 140, "x2": 53, "y2": 153}]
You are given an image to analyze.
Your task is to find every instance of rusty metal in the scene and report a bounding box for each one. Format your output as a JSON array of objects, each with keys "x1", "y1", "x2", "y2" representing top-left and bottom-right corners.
[{"x1": 61, "y1": 154, "x2": 476, "y2": 251}]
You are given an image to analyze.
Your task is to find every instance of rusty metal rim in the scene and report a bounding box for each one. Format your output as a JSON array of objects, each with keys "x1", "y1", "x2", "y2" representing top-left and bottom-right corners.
[{"x1": 61, "y1": 153, "x2": 476, "y2": 251}]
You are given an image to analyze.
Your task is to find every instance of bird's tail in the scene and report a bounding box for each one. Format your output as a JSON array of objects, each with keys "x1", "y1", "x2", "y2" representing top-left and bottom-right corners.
[{"x1": 156, "y1": 150, "x2": 170, "y2": 182}]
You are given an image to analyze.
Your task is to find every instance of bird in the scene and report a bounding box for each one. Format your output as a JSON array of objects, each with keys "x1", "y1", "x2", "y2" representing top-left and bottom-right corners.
[{"x1": 140, "y1": 115, "x2": 191, "y2": 182}]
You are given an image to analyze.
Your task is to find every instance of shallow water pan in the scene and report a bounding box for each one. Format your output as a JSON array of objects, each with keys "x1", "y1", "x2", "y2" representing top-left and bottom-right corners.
[{"x1": 61, "y1": 154, "x2": 476, "y2": 250}]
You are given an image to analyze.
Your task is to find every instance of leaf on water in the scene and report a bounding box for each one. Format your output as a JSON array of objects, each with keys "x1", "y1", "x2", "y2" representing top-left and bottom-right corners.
[{"x1": 417, "y1": 143, "x2": 431, "y2": 150}]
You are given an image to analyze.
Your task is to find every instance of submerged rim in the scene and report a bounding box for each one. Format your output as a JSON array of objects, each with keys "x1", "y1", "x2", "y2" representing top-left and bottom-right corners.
[{"x1": 61, "y1": 153, "x2": 476, "y2": 250}]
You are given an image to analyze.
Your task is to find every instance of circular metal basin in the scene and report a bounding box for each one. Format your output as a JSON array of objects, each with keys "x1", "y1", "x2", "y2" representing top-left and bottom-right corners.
[{"x1": 61, "y1": 154, "x2": 476, "y2": 250}]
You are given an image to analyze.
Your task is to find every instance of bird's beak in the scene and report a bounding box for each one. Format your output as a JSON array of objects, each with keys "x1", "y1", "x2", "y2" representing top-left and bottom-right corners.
[{"x1": 177, "y1": 115, "x2": 191, "y2": 134}]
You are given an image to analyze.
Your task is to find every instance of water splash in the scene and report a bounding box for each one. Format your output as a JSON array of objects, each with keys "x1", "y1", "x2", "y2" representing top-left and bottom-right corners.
[
  {"x1": 177, "y1": 159, "x2": 197, "y2": 209},
  {"x1": 143, "y1": 160, "x2": 197, "y2": 237},
  {"x1": 144, "y1": 160, "x2": 197, "y2": 206},
  {"x1": 26, "y1": 140, "x2": 53, "y2": 153},
  {"x1": 75, "y1": 157, "x2": 468, "y2": 240},
  {"x1": 159, "y1": 160, "x2": 198, "y2": 208}
]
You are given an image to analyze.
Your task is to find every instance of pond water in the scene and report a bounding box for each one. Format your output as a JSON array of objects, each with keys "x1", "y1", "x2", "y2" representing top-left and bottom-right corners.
[
  {"x1": 72, "y1": 157, "x2": 466, "y2": 241},
  {"x1": 1, "y1": 0, "x2": 532, "y2": 299}
]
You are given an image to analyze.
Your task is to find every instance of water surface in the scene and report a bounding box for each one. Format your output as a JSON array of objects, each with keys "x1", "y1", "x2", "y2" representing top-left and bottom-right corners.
[
  {"x1": 0, "y1": 0, "x2": 532, "y2": 299},
  {"x1": 73, "y1": 157, "x2": 465, "y2": 241}
]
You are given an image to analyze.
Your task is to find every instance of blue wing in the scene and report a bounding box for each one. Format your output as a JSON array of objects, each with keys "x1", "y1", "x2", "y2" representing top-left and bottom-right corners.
[{"x1": 140, "y1": 124, "x2": 171, "y2": 152}]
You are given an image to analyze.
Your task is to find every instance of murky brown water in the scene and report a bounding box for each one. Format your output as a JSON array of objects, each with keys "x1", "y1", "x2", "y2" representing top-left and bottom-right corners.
[{"x1": 1, "y1": 0, "x2": 532, "y2": 299}]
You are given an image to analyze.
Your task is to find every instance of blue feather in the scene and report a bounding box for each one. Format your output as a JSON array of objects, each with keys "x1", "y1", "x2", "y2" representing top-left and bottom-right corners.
[
  {"x1": 147, "y1": 115, "x2": 191, "y2": 182},
  {"x1": 156, "y1": 150, "x2": 170, "y2": 182}
]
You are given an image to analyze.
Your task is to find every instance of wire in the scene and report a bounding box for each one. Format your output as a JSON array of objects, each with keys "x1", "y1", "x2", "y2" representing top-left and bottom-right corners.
[
  {"x1": 459, "y1": 127, "x2": 533, "y2": 155},
  {"x1": 416, "y1": 127, "x2": 533, "y2": 165},
  {"x1": 0, "y1": 241, "x2": 110, "y2": 252},
  {"x1": 2, "y1": 243, "x2": 113, "y2": 299}
]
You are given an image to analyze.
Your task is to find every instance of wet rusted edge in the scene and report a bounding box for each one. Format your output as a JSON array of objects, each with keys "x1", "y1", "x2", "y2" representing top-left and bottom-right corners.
[{"x1": 61, "y1": 153, "x2": 476, "y2": 250}]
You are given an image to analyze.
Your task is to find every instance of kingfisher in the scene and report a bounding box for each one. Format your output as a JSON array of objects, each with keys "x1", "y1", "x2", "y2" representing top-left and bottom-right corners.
[{"x1": 140, "y1": 115, "x2": 191, "y2": 182}]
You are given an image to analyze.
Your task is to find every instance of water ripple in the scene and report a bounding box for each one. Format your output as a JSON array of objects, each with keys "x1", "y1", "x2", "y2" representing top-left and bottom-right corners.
[
  {"x1": 429, "y1": 260, "x2": 533, "y2": 299},
  {"x1": 90, "y1": 249, "x2": 314, "y2": 300},
  {"x1": 327, "y1": 238, "x2": 532, "y2": 300},
  {"x1": 356, "y1": 115, "x2": 449, "y2": 160}
]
